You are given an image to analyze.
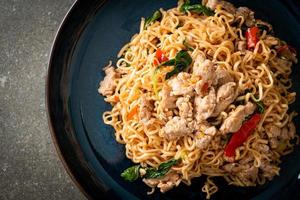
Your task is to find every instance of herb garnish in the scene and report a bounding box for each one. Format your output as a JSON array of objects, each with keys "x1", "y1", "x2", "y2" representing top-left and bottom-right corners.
[
  {"x1": 144, "y1": 10, "x2": 162, "y2": 29},
  {"x1": 121, "y1": 165, "x2": 140, "y2": 182},
  {"x1": 120, "y1": 159, "x2": 179, "y2": 182},
  {"x1": 255, "y1": 101, "x2": 265, "y2": 114},
  {"x1": 144, "y1": 159, "x2": 179, "y2": 179},
  {"x1": 159, "y1": 50, "x2": 192, "y2": 79},
  {"x1": 180, "y1": 0, "x2": 215, "y2": 16}
]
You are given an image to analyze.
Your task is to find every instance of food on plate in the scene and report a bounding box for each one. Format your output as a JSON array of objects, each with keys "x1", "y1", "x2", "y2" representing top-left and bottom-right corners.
[{"x1": 98, "y1": 0, "x2": 298, "y2": 198}]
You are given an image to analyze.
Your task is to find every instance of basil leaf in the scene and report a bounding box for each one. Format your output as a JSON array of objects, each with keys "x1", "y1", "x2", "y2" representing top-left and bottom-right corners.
[
  {"x1": 180, "y1": 2, "x2": 214, "y2": 16},
  {"x1": 144, "y1": 10, "x2": 162, "y2": 29},
  {"x1": 144, "y1": 159, "x2": 179, "y2": 179},
  {"x1": 165, "y1": 50, "x2": 192, "y2": 79},
  {"x1": 175, "y1": 50, "x2": 192, "y2": 65},
  {"x1": 256, "y1": 101, "x2": 265, "y2": 114},
  {"x1": 159, "y1": 59, "x2": 176, "y2": 67},
  {"x1": 121, "y1": 165, "x2": 140, "y2": 182}
]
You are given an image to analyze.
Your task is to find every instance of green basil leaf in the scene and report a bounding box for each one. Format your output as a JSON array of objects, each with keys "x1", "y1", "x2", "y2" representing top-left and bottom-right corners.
[
  {"x1": 158, "y1": 59, "x2": 176, "y2": 67},
  {"x1": 180, "y1": 2, "x2": 214, "y2": 16},
  {"x1": 121, "y1": 165, "x2": 140, "y2": 182},
  {"x1": 179, "y1": 0, "x2": 191, "y2": 12},
  {"x1": 256, "y1": 101, "x2": 265, "y2": 114},
  {"x1": 165, "y1": 62, "x2": 185, "y2": 79},
  {"x1": 175, "y1": 50, "x2": 192, "y2": 64},
  {"x1": 144, "y1": 159, "x2": 179, "y2": 179},
  {"x1": 165, "y1": 50, "x2": 192, "y2": 79},
  {"x1": 144, "y1": 10, "x2": 162, "y2": 29}
]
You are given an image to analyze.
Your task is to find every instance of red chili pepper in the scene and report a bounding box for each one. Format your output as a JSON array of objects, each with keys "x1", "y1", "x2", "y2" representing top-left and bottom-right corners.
[
  {"x1": 153, "y1": 59, "x2": 159, "y2": 66},
  {"x1": 245, "y1": 27, "x2": 259, "y2": 50},
  {"x1": 277, "y1": 45, "x2": 297, "y2": 55},
  {"x1": 224, "y1": 113, "x2": 261, "y2": 158},
  {"x1": 156, "y1": 48, "x2": 169, "y2": 63}
]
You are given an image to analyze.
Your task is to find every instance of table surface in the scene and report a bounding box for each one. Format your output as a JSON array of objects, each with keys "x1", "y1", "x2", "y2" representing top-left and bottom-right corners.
[{"x1": 0, "y1": 0, "x2": 85, "y2": 199}]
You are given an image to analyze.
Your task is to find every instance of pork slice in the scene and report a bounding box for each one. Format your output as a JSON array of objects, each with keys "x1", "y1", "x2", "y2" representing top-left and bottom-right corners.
[
  {"x1": 195, "y1": 126, "x2": 217, "y2": 149},
  {"x1": 143, "y1": 172, "x2": 180, "y2": 193},
  {"x1": 162, "y1": 117, "x2": 191, "y2": 140},
  {"x1": 160, "y1": 85, "x2": 177, "y2": 110},
  {"x1": 98, "y1": 66, "x2": 119, "y2": 96},
  {"x1": 139, "y1": 95, "x2": 154, "y2": 124},
  {"x1": 195, "y1": 88, "x2": 216, "y2": 121},
  {"x1": 176, "y1": 96, "x2": 193, "y2": 119},
  {"x1": 211, "y1": 82, "x2": 236, "y2": 117},
  {"x1": 168, "y1": 72, "x2": 194, "y2": 96},
  {"x1": 220, "y1": 102, "x2": 256, "y2": 134}
]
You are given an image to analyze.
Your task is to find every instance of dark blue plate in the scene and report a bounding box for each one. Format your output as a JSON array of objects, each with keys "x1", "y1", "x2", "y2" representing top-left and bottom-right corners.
[{"x1": 46, "y1": 0, "x2": 300, "y2": 199}]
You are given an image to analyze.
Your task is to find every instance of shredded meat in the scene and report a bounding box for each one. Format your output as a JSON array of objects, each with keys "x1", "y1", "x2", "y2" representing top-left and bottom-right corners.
[
  {"x1": 269, "y1": 137, "x2": 279, "y2": 149},
  {"x1": 143, "y1": 172, "x2": 180, "y2": 193},
  {"x1": 98, "y1": 66, "x2": 119, "y2": 96},
  {"x1": 235, "y1": 7, "x2": 255, "y2": 27},
  {"x1": 193, "y1": 56, "x2": 216, "y2": 96},
  {"x1": 168, "y1": 72, "x2": 194, "y2": 96},
  {"x1": 195, "y1": 88, "x2": 216, "y2": 121},
  {"x1": 265, "y1": 124, "x2": 281, "y2": 138},
  {"x1": 260, "y1": 160, "x2": 279, "y2": 180},
  {"x1": 162, "y1": 117, "x2": 191, "y2": 140},
  {"x1": 239, "y1": 154, "x2": 254, "y2": 164},
  {"x1": 139, "y1": 95, "x2": 154, "y2": 124},
  {"x1": 280, "y1": 127, "x2": 289, "y2": 140},
  {"x1": 280, "y1": 122, "x2": 296, "y2": 140},
  {"x1": 265, "y1": 123, "x2": 295, "y2": 149},
  {"x1": 213, "y1": 66, "x2": 234, "y2": 87},
  {"x1": 176, "y1": 96, "x2": 193, "y2": 119},
  {"x1": 205, "y1": 0, "x2": 236, "y2": 14},
  {"x1": 237, "y1": 166, "x2": 258, "y2": 186},
  {"x1": 193, "y1": 57, "x2": 215, "y2": 79},
  {"x1": 212, "y1": 82, "x2": 236, "y2": 117},
  {"x1": 160, "y1": 85, "x2": 177, "y2": 110},
  {"x1": 220, "y1": 102, "x2": 256, "y2": 134},
  {"x1": 195, "y1": 126, "x2": 217, "y2": 149},
  {"x1": 224, "y1": 163, "x2": 258, "y2": 186},
  {"x1": 195, "y1": 135, "x2": 212, "y2": 150}
]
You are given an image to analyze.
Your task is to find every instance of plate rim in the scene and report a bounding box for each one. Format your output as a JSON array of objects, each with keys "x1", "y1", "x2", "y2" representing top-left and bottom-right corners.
[{"x1": 45, "y1": 0, "x2": 106, "y2": 199}]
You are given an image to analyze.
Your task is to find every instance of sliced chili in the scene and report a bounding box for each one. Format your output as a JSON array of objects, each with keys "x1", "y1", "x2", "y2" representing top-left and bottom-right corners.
[
  {"x1": 224, "y1": 113, "x2": 261, "y2": 159},
  {"x1": 156, "y1": 48, "x2": 169, "y2": 63},
  {"x1": 153, "y1": 59, "x2": 159, "y2": 66},
  {"x1": 245, "y1": 27, "x2": 259, "y2": 50}
]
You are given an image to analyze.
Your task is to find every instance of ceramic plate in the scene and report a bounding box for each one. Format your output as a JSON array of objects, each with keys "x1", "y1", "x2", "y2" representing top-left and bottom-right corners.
[{"x1": 47, "y1": 0, "x2": 300, "y2": 199}]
